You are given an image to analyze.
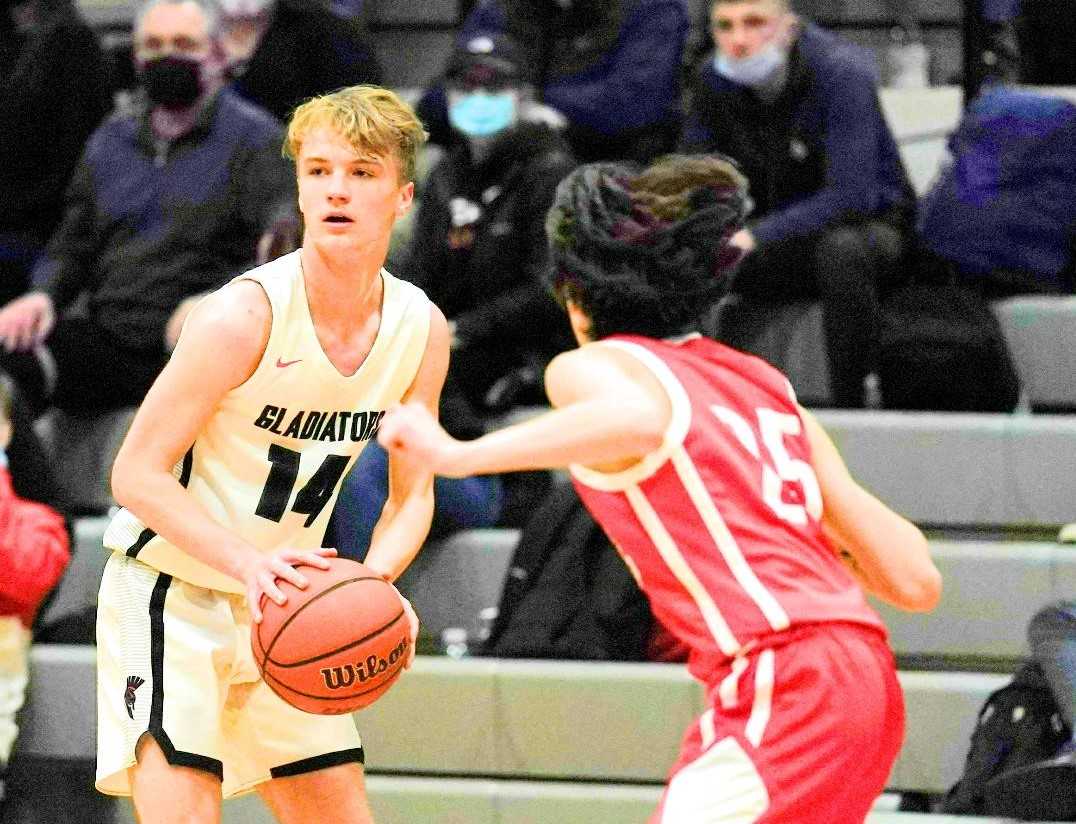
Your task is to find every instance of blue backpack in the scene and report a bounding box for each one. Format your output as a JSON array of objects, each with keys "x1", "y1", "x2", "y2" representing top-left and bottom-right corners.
[{"x1": 918, "y1": 87, "x2": 1076, "y2": 292}]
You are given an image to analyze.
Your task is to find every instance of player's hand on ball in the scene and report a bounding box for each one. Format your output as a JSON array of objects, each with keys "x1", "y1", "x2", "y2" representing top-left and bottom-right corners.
[
  {"x1": 378, "y1": 402, "x2": 458, "y2": 474},
  {"x1": 245, "y1": 546, "x2": 337, "y2": 623}
]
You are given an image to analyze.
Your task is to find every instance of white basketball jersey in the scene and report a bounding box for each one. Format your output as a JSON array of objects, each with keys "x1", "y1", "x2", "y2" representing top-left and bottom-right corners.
[{"x1": 103, "y1": 251, "x2": 431, "y2": 593}]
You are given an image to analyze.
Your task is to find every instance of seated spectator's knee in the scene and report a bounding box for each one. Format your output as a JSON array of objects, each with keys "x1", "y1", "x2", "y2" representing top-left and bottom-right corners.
[
  {"x1": 814, "y1": 226, "x2": 871, "y2": 282},
  {"x1": 815, "y1": 225, "x2": 868, "y2": 261},
  {"x1": 864, "y1": 222, "x2": 905, "y2": 265}
]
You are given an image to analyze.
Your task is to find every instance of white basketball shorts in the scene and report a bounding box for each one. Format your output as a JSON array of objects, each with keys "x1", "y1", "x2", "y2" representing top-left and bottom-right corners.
[{"x1": 95, "y1": 552, "x2": 364, "y2": 798}]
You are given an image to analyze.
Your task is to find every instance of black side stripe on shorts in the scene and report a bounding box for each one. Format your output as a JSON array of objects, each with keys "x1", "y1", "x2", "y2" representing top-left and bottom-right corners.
[
  {"x1": 145, "y1": 571, "x2": 224, "y2": 781},
  {"x1": 270, "y1": 747, "x2": 366, "y2": 779},
  {"x1": 126, "y1": 528, "x2": 156, "y2": 558},
  {"x1": 125, "y1": 448, "x2": 193, "y2": 558}
]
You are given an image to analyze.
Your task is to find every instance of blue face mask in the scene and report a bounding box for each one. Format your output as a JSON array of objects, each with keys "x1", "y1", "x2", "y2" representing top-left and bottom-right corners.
[
  {"x1": 714, "y1": 41, "x2": 788, "y2": 88},
  {"x1": 448, "y1": 91, "x2": 517, "y2": 138}
]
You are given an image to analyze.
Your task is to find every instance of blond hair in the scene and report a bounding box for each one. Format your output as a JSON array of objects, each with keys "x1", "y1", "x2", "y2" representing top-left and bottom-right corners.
[{"x1": 284, "y1": 85, "x2": 428, "y2": 183}]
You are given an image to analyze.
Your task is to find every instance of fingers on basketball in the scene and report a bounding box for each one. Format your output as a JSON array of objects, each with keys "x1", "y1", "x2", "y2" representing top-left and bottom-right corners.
[{"x1": 252, "y1": 558, "x2": 411, "y2": 714}]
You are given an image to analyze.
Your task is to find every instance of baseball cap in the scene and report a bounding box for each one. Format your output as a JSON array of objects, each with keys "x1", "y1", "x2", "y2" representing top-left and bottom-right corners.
[{"x1": 445, "y1": 33, "x2": 525, "y2": 89}]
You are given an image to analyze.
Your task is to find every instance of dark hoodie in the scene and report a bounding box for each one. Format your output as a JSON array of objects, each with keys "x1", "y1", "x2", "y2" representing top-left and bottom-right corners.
[
  {"x1": 0, "y1": 0, "x2": 112, "y2": 238},
  {"x1": 401, "y1": 122, "x2": 577, "y2": 407}
]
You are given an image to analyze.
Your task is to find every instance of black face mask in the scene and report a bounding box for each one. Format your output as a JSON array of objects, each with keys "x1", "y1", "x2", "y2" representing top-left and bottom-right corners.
[{"x1": 141, "y1": 55, "x2": 203, "y2": 108}]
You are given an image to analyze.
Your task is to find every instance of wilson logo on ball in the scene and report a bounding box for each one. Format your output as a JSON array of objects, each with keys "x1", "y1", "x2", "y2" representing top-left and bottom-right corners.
[{"x1": 319, "y1": 637, "x2": 410, "y2": 690}]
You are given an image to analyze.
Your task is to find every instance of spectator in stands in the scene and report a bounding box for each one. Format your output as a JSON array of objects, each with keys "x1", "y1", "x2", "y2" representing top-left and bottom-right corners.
[
  {"x1": 217, "y1": 0, "x2": 382, "y2": 124},
  {"x1": 1028, "y1": 602, "x2": 1076, "y2": 748},
  {"x1": 419, "y1": 0, "x2": 690, "y2": 164},
  {"x1": 683, "y1": 0, "x2": 915, "y2": 407},
  {"x1": 0, "y1": 374, "x2": 70, "y2": 814},
  {"x1": 0, "y1": 0, "x2": 113, "y2": 307},
  {"x1": 402, "y1": 32, "x2": 577, "y2": 415},
  {"x1": 0, "y1": 0, "x2": 297, "y2": 419},
  {"x1": 974, "y1": 599, "x2": 1076, "y2": 819},
  {"x1": 328, "y1": 32, "x2": 570, "y2": 551}
]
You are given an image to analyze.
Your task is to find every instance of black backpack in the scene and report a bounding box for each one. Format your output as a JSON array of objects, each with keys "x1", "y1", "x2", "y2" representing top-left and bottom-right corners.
[
  {"x1": 480, "y1": 483, "x2": 653, "y2": 661},
  {"x1": 941, "y1": 661, "x2": 1070, "y2": 816},
  {"x1": 878, "y1": 277, "x2": 1020, "y2": 412}
]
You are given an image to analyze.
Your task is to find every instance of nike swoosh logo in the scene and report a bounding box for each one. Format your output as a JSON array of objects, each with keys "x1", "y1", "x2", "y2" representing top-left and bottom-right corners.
[{"x1": 276, "y1": 357, "x2": 302, "y2": 368}]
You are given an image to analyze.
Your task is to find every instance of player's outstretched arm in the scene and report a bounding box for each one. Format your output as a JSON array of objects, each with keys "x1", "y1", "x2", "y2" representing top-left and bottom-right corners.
[
  {"x1": 378, "y1": 343, "x2": 671, "y2": 478},
  {"x1": 111, "y1": 282, "x2": 333, "y2": 620},
  {"x1": 801, "y1": 408, "x2": 942, "y2": 613},
  {"x1": 363, "y1": 305, "x2": 451, "y2": 585}
]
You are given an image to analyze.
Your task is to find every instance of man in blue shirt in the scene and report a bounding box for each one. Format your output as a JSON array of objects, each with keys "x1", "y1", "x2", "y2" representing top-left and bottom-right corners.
[
  {"x1": 0, "y1": 0, "x2": 295, "y2": 418},
  {"x1": 683, "y1": 0, "x2": 915, "y2": 407}
]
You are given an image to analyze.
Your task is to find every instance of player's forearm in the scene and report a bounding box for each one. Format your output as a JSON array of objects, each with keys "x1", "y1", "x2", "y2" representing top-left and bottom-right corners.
[
  {"x1": 363, "y1": 486, "x2": 435, "y2": 582},
  {"x1": 444, "y1": 399, "x2": 663, "y2": 477},
  {"x1": 112, "y1": 466, "x2": 261, "y2": 583},
  {"x1": 823, "y1": 487, "x2": 942, "y2": 613}
]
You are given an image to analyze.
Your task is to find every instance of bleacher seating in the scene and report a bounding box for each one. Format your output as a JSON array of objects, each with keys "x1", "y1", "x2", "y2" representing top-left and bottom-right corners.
[
  {"x1": 995, "y1": 296, "x2": 1076, "y2": 412},
  {"x1": 18, "y1": 646, "x2": 1013, "y2": 823},
  {"x1": 35, "y1": 407, "x2": 135, "y2": 516},
  {"x1": 738, "y1": 295, "x2": 1076, "y2": 414},
  {"x1": 42, "y1": 513, "x2": 1070, "y2": 670},
  {"x1": 27, "y1": 402, "x2": 1072, "y2": 821},
  {"x1": 817, "y1": 410, "x2": 1076, "y2": 528},
  {"x1": 22, "y1": 514, "x2": 1061, "y2": 821}
]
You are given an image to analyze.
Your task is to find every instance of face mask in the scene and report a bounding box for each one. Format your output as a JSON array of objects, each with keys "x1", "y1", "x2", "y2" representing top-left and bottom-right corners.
[
  {"x1": 141, "y1": 55, "x2": 204, "y2": 108},
  {"x1": 714, "y1": 40, "x2": 788, "y2": 89},
  {"x1": 448, "y1": 91, "x2": 517, "y2": 138}
]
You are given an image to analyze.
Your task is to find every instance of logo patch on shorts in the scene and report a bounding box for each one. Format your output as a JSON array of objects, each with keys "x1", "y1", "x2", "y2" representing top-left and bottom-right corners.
[{"x1": 125, "y1": 675, "x2": 145, "y2": 719}]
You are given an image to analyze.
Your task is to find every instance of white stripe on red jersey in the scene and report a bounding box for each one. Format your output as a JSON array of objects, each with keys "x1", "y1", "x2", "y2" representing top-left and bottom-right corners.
[{"x1": 571, "y1": 335, "x2": 886, "y2": 683}]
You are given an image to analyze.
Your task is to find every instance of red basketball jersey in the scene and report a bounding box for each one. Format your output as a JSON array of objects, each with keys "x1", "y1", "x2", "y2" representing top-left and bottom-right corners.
[{"x1": 571, "y1": 334, "x2": 886, "y2": 684}]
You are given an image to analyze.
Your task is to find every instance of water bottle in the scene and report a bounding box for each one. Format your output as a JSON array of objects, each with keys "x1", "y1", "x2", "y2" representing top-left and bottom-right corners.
[
  {"x1": 886, "y1": 26, "x2": 930, "y2": 89},
  {"x1": 476, "y1": 607, "x2": 499, "y2": 646},
  {"x1": 441, "y1": 626, "x2": 471, "y2": 659}
]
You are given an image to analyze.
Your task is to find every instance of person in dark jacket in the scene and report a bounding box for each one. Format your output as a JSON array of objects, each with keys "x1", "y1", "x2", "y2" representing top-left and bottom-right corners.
[
  {"x1": 420, "y1": 0, "x2": 689, "y2": 164},
  {"x1": 0, "y1": 0, "x2": 113, "y2": 307},
  {"x1": 217, "y1": 0, "x2": 382, "y2": 124},
  {"x1": 683, "y1": 0, "x2": 916, "y2": 407},
  {"x1": 403, "y1": 32, "x2": 577, "y2": 414},
  {"x1": 0, "y1": 0, "x2": 296, "y2": 419}
]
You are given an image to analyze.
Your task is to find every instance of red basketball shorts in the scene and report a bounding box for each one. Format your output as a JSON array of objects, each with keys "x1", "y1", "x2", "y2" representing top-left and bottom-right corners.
[{"x1": 652, "y1": 623, "x2": 905, "y2": 824}]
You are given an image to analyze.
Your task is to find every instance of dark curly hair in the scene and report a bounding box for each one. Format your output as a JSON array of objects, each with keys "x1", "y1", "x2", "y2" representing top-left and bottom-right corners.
[{"x1": 546, "y1": 153, "x2": 750, "y2": 341}]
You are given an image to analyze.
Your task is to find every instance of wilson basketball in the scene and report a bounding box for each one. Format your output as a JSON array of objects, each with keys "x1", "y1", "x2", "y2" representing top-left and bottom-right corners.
[{"x1": 251, "y1": 558, "x2": 411, "y2": 715}]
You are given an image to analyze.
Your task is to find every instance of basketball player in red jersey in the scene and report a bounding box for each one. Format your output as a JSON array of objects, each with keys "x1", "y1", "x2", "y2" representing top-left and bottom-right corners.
[{"x1": 379, "y1": 154, "x2": 942, "y2": 823}]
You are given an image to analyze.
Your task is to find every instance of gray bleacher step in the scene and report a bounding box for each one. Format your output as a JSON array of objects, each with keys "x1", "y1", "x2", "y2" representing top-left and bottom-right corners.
[
  {"x1": 817, "y1": 410, "x2": 1076, "y2": 527},
  {"x1": 21, "y1": 648, "x2": 1007, "y2": 797},
  {"x1": 994, "y1": 296, "x2": 1076, "y2": 411},
  {"x1": 876, "y1": 538, "x2": 1066, "y2": 664},
  {"x1": 104, "y1": 776, "x2": 1037, "y2": 824},
  {"x1": 44, "y1": 519, "x2": 1065, "y2": 670}
]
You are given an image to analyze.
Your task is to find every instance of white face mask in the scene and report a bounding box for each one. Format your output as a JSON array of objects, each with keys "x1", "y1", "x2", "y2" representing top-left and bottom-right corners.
[{"x1": 714, "y1": 40, "x2": 789, "y2": 89}]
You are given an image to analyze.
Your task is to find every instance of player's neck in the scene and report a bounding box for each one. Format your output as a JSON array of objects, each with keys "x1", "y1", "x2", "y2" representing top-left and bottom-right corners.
[{"x1": 299, "y1": 245, "x2": 384, "y2": 327}]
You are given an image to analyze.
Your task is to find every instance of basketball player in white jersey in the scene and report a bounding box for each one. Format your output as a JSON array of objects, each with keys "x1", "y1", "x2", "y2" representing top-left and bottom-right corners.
[{"x1": 94, "y1": 85, "x2": 449, "y2": 824}]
